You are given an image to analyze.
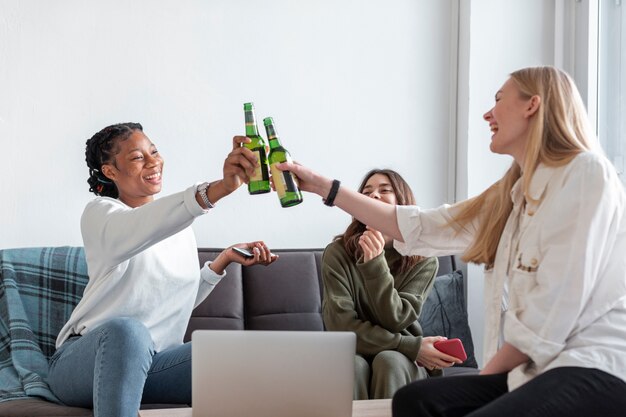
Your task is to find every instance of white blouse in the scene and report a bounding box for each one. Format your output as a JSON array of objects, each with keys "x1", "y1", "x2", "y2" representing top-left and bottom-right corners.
[{"x1": 394, "y1": 152, "x2": 626, "y2": 390}]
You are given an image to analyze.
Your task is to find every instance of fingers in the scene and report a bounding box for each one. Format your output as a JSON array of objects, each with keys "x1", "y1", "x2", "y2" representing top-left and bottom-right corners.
[
  {"x1": 274, "y1": 161, "x2": 308, "y2": 187},
  {"x1": 358, "y1": 234, "x2": 375, "y2": 254},
  {"x1": 419, "y1": 358, "x2": 454, "y2": 371},
  {"x1": 416, "y1": 336, "x2": 458, "y2": 371},
  {"x1": 225, "y1": 147, "x2": 257, "y2": 174},
  {"x1": 365, "y1": 226, "x2": 384, "y2": 241},
  {"x1": 243, "y1": 241, "x2": 278, "y2": 266},
  {"x1": 232, "y1": 135, "x2": 251, "y2": 150},
  {"x1": 358, "y1": 230, "x2": 384, "y2": 262},
  {"x1": 274, "y1": 161, "x2": 299, "y2": 172},
  {"x1": 223, "y1": 146, "x2": 258, "y2": 191},
  {"x1": 358, "y1": 238, "x2": 373, "y2": 262}
]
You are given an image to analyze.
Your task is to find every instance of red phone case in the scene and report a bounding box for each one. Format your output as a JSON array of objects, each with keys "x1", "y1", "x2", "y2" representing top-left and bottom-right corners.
[{"x1": 434, "y1": 338, "x2": 467, "y2": 362}]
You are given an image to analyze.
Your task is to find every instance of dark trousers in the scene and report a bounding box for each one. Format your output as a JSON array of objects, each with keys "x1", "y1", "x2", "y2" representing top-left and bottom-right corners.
[{"x1": 392, "y1": 367, "x2": 626, "y2": 417}]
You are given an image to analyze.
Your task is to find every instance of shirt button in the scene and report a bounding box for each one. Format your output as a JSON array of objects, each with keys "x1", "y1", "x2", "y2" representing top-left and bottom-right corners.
[
  {"x1": 530, "y1": 258, "x2": 538, "y2": 267},
  {"x1": 527, "y1": 210, "x2": 535, "y2": 216}
]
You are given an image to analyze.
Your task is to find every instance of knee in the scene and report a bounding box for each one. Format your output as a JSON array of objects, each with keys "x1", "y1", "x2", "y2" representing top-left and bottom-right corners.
[
  {"x1": 97, "y1": 317, "x2": 154, "y2": 354},
  {"x1": 372, "y1": 350, "x2": 408, "y2": 373},
  {"x1": 354, "y1": 355, "x2": 370, "y2": 376},
  {"x1": 393, "y1": 383, "x2": 419, "y2": 416}
]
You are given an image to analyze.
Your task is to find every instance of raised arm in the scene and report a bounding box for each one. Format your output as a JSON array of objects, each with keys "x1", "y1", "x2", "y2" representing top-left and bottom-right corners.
[{"x1": 276, "y1": 162, "x2": 404, "y2": 241}]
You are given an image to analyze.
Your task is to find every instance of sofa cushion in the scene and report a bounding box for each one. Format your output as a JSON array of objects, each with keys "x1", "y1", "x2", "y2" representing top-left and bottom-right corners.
[
  {"x1": 185, "y1": 254, "x2": 245, "y2": 341},
  {"x1": 244, "y1": 251, "x2": 324, "y2": 330},
  {"x1": 420, "y1": 270, "x2": 477, "y2": 368}
]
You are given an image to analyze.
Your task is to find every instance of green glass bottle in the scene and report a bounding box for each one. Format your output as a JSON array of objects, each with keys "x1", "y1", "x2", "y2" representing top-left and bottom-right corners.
[
  {"x1": 243, "y1": 102, "x2": 270, "y2": 194},
  {"x1": 264, "y1": 117, "x2": 303, "y2": 207}
]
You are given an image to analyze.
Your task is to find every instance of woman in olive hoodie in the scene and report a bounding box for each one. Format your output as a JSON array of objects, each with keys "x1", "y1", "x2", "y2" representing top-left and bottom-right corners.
[{"x1": 321, "y1": 169, "x2": 460, "y2": 400}]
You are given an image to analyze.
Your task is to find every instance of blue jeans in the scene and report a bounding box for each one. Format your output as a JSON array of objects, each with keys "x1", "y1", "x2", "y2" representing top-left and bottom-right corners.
[{"x1": 47, "y1": 317, "x2": 191, "y2": 417}]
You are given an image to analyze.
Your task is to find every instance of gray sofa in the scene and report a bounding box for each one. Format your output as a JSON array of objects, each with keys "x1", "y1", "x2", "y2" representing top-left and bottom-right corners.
[{"x1": 0, "y1": 247, "x2": 476, "y2": 416}]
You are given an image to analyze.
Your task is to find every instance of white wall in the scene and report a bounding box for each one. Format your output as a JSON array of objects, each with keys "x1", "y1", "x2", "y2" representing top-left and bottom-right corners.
[{"x1": 0, "y1": 0, "x2": 456, "y2": 250}]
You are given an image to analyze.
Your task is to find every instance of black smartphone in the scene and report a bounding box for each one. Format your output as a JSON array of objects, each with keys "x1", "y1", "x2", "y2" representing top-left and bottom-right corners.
[{"x1": 232, "y1": 247, "x2": 254, "y2": 258}]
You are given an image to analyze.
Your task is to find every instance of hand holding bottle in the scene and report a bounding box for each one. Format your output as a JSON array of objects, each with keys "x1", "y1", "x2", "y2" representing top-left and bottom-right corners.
[
  {"x1": 264, "y1": 117, "x2": 303, "y2": 207},
  {"x1": 198, "y1": 136, "x2": 257, "y2": 207},
  {"x1": 274, "y1": 161, "x2": 333, "y2": 197},
  {"x1": 222, "y1": 136, "x2": 258, "y2": 193},
  {"x1": 276, "y1": 161, "x2": 403, "y2": 241}
]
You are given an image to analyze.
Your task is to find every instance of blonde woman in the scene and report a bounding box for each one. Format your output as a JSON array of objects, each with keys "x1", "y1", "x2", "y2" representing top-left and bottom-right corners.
[{"x1": 277, "y1": 66, "x2": 626, "y2": 416}]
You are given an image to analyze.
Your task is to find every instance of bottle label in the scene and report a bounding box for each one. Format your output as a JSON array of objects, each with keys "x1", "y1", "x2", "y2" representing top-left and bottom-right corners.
[
  {"x1": 270, "y1": 164, "x2": 298, "y2": 197},
  {"x1": 250, "y1": 150, "x2": 264, "y2": 182}
]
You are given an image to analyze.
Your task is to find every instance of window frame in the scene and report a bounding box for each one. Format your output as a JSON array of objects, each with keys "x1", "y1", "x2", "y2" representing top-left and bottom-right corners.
[{"x1": 561, "y1": 0, "x2": 624, "y2": 183}]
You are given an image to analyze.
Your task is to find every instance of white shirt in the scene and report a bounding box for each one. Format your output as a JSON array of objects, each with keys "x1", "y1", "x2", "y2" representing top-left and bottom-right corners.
[
  {"x1": 395, "y1": 152, "x2": 626, "y2": 390},
  {"x1": 56, "y1": 184, "x2": 224, "y2": 352}
]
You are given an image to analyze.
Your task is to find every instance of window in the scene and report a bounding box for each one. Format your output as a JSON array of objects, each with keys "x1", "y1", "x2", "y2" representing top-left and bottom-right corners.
[{"x1": 597, "y1": 1, "x2": 625, "y2": 186}]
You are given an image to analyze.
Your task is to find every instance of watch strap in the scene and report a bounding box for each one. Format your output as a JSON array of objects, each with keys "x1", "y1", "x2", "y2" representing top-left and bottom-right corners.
[{"x1": 197, "y1": 182, "x2": 214, "y2": 209}]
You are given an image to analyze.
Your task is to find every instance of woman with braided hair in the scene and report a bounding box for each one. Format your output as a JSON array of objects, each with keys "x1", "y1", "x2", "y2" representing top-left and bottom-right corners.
[{"x1": 47, "y1": 122, "x2": 277, "y2": 416}]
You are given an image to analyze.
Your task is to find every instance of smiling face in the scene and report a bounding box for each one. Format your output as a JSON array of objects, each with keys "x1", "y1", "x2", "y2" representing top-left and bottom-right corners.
[
  {"x1": 483, "y1": 77, "x2": 540, "y2": 165},
  {"x1": 101, "y1": 130, "x2": 164, "y2": 207},
  {"x1": 361, "y1": 173, "x2": 398, "y2": 205}
]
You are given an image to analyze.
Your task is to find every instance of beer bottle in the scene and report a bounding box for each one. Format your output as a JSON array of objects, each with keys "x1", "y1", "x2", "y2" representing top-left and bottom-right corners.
[
  {"x1": 264, "y1": 117, "x2": 303, "y2": 207},
  {"x1": 243, "y1": 102, "x2": 270, "y2": 194}
]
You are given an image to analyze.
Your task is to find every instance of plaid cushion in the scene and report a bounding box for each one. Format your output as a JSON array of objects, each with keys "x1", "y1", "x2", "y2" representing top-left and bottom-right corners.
[{"x1": 0, "y1": 247, "x2": 88, "y2": 403}]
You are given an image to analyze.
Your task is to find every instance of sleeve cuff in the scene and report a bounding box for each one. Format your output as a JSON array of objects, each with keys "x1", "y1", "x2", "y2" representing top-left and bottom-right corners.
[
  {"x1": 393, "y1": 205, "x2": 424, "y2": 255},
  {"x1": 200, "y1": 261, "x2": 226, "y2": 285},
  {"x1": 356, "y1": 252, "x2": 389, "y2": 280},
  {"x1": 397, "y1": 335, "x2": 421, "y2": 361},
  {"x1": 184, "y1": 183, "x2": 211, "y2": 216},
  {"x1": 504, "y1": 310, "x2": 564, "y2": 367}
]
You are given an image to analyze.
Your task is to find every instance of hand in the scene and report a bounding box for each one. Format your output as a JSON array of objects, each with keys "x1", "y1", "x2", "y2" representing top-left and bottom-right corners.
[
  {"x1": 229, "y1": 242, "x2": 279, "y2": 267},
  {"x1": 274, "y1": 161, "x2": 333, "y2": 197},
  {"x1": 415, "y1": 336, "x2": 461, "y2": 371},
  {"x1": 222, "y1": 136, "x2": 257, "y2": 193},
  {"x1": 479, "y1": 342, "x2": 529, "y2": 375},
  {"x1": 358, "y1": 226, "x2": 385, "y2": 262},
  {"x1": 209, "y1": 241, "x2": 279, "y2": 275}
]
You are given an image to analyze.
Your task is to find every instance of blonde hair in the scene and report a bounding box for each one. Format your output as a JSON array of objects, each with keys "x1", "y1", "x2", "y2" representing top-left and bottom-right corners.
[{"x1": 452, "y1": 66, "x2": 597, "y2": 267}]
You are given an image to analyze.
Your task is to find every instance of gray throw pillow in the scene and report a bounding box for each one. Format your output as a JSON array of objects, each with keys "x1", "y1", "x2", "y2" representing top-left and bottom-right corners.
[{"x1": 420, "y1": 270, "x2": 478, "y2": 368}]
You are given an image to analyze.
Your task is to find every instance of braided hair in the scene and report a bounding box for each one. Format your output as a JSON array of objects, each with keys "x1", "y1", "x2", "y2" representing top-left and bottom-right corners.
[{"x1": 85, "y1": 122, "x2": 143, "y2": 198}]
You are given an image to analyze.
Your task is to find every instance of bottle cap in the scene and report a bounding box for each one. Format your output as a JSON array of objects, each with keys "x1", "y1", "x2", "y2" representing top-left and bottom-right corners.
[
  {"x1": 244, "y1": 102, "x2": 254, "y2": 110},
  {"x1": 263, "y1": 117, "x2": 274, "y2": 126}
]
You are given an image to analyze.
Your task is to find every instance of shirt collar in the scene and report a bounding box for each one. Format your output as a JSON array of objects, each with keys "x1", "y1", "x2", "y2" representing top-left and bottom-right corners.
[
  {"x1": 527, "y1": 163, "x2": 556, "y2": 202},
  {"x1": 510, "y1": 162, "x2": 556, "y2": 206}
]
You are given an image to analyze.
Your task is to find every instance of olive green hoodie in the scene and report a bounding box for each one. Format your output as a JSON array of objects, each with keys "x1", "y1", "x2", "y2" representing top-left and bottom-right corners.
[{"x1": 322, "y1": 240, "x2": 438, "y2": 361}]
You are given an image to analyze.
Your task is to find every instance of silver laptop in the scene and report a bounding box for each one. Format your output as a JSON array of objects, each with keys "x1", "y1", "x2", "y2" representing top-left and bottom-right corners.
[{"x1": 192, "y1": 330, "x2": 355, "y2": 417}]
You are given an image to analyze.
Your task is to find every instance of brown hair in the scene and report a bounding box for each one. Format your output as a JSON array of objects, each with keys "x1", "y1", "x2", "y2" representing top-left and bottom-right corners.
[
  {"x1": 450, "y1": 66, "x2": 597, "y2": 267},
  {"x1": 335, "y1": 169, "x2": 424, "y2": 274}
]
